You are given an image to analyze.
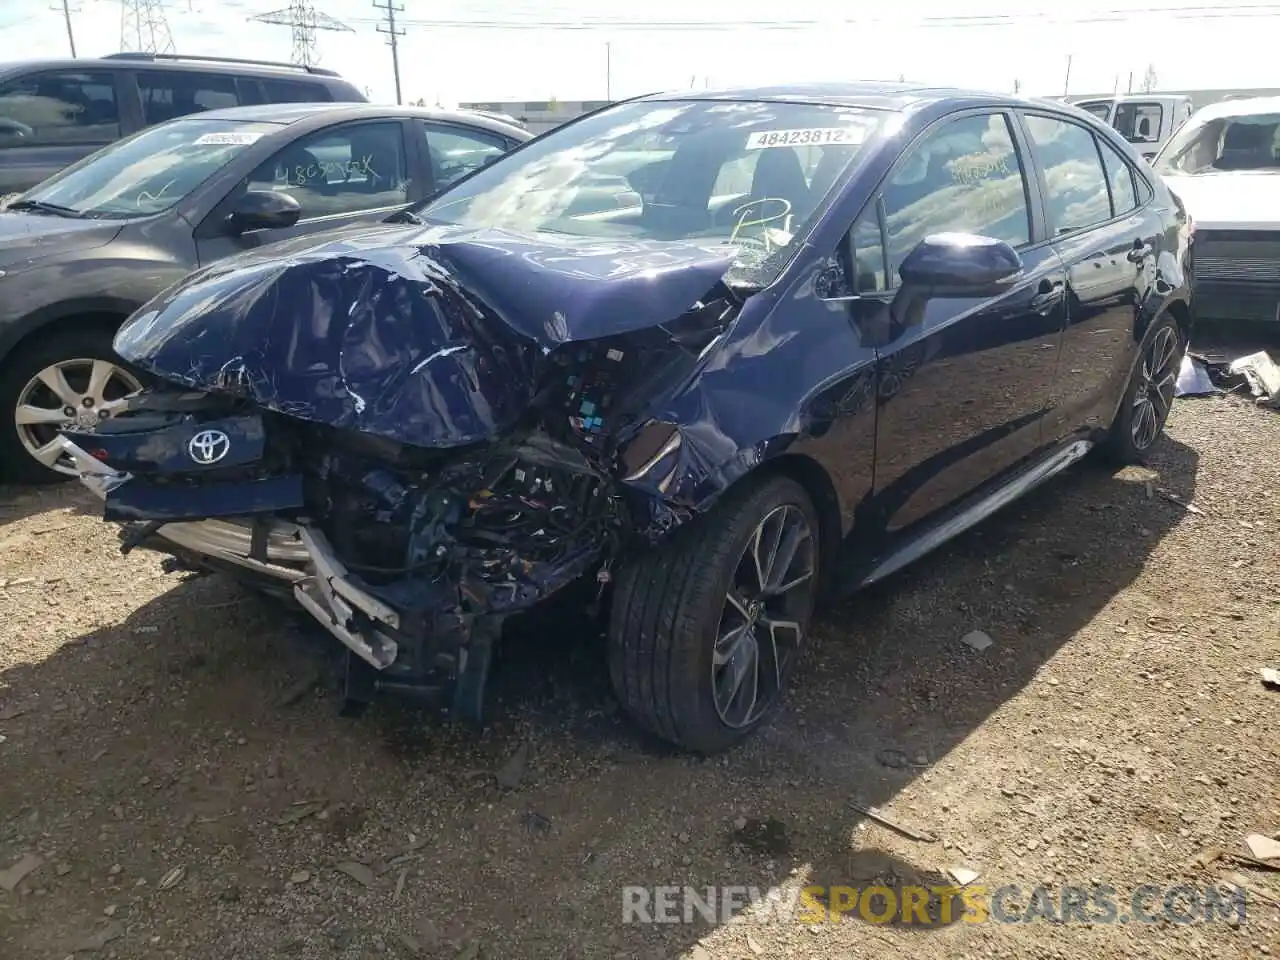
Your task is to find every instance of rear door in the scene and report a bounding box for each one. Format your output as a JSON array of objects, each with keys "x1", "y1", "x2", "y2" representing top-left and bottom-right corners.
[
  {"x1": 0, "y1": 68, "x2": 124, "y2": 194},
  {"x1": 193, "y1": 118, "x2": 421, "y2": 265},
  {"x1": 1019, "y1": 111, "x2": 1163, "y2": 440},
  {"x1": 855, "y1": 109, "x2": 1068, "y2": 535}
]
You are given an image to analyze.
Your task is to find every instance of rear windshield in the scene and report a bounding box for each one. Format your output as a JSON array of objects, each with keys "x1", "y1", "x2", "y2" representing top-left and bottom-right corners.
[
  {"x1": 19, "y1": 117, "x2": 277, "y2": 217},
  {"x1": 1113, "y1": 102, "x2": 1163, "y2": 145},
  {"x1": 1155, "y1": 112, "x2": 1280, "y2": 175}
]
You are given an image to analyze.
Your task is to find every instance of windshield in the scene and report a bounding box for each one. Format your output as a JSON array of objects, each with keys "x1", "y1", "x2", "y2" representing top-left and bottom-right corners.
[
  {"x1": 19, "y1": 118, "x2": 278, "y2": 218},
  {"x1": 417, "y1": 98, "x2": 887, "y2": 286},
  {"x1": 1078, "y1": 101, "x2": 1114, "y2": 122},
  {"x1": 1154, "y1": 111, "x2": 1280, "y2": 175}
]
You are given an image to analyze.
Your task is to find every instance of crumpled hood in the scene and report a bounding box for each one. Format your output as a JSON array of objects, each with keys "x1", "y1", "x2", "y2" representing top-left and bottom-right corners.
[
  {"x1": 1162, "y1": 172, "x2": 1280, "y2": 229},
  {"x1": 0, "y1": 210, "x2": 122, "y2": 272},
  {"x1": 113, "y1": 223, "x2": 736, "y2": 449}
]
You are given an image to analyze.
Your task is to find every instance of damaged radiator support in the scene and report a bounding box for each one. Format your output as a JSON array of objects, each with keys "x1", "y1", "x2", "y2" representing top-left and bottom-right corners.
[{"x1": 59, "y1": 416, "x2": 627, "y2": 721}]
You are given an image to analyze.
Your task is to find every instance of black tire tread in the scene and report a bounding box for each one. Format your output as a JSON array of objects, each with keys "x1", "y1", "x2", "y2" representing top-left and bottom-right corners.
[
  {"x1": 608, "y1": 474, "x2": 815, "y2": 752},
  {"x1": 1101, "y1": 313, "x2": 1183, "y2": 466}
]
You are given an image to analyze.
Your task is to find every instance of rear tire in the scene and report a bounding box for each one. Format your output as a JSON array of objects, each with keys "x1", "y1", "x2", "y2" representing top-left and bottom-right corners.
[
  {"x1": 1102, "y1": 314, "x2": 1183, "y2": 466},
  {"x1": 0, "y1": 326, "x2": 142, "y2": 485},
  {"x1": 608, "y1": 474, "x2": 821, "y2": 753}
]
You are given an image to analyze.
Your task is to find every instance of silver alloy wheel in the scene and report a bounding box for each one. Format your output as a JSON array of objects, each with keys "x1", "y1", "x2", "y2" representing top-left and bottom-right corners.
[
  {"x1": 14, "y1": 358, "x2": 142, "y2": 476},
  {"x1": 711, "y1": 503, "x2": 817, "y2": 729},
  {"x1": 1131, "y1": 325, "x2": 1180, "y2": 451}
]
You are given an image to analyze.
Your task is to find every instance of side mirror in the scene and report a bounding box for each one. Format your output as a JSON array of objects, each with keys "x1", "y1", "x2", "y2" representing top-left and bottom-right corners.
[
  {"x1": 225, "y1": 189, "x2": 302, "y2": 235},
  {"x1": 898, "y1": 232, "x2": 1022, "y2": 297},
  {"x1": 890, "y1": 233, "x2": 1023, "y2": 333}
]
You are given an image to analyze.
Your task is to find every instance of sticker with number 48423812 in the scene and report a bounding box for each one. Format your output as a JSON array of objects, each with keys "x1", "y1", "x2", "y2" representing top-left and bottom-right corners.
[{"x1": 745, "y1": 127, "x2": 867, "y2": 150}]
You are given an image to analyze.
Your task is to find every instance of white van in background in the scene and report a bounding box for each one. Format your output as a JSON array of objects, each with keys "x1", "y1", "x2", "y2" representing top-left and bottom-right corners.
[{"x1": 1074, "y1": 94, "x2": 1194, "y2": 161}]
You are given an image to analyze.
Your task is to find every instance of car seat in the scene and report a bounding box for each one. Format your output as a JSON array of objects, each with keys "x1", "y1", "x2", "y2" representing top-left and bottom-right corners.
[{"x1": 746, "y1": 148, "x2": 811, "y2": 222}]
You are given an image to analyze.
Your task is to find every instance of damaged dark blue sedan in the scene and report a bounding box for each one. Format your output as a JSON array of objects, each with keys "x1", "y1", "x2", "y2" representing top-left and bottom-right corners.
[{"x1": 58, "y1": 83, "x2": 1193, "y2": 752}]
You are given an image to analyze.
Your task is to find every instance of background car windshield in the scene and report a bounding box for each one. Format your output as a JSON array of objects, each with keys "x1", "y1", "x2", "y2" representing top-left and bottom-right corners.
[
  {"x1": 420, "y1": 98, "x2": 886, "y2": 285},
  {"x1": 1155, "y1": 112, "x2": 1280, "y2": 174},
  {"x1": 20, "y1": 118, "x2": 277, "y2": 217}
]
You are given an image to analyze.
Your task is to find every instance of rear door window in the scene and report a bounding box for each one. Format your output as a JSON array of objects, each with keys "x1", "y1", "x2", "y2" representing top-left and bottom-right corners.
[
  {"x1": 138, "y1": 71, "x2": 240, "y2": 125},
  {"x1": 420, "y1": 122, "x2": 509, "y2": 190},
  {"x1": 0, "y1": 70, "x2": 120, "y2": 147},
  {"x1": 1023, "y1": 114, "x2": 1112, "y2": 234}
]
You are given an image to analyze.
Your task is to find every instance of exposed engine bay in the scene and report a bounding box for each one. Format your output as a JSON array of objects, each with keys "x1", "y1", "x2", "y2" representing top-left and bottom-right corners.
[{"x1": 59, "y1": 261, "x2": 741, "y2": 719}]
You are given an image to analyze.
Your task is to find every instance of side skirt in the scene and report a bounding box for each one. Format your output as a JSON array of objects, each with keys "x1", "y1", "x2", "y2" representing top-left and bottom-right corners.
[{"x1": 854, "y1": 439, "x2": 1095, "y2": 590}]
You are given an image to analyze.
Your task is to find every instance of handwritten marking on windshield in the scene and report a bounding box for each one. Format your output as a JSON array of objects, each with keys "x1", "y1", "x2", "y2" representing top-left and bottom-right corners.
[
  {"x1": 136, "y1": 177, "x2": 178, "y2": 208},
  {"x1": 730, "y1": 198, "x2": 793, "y2": 254}
]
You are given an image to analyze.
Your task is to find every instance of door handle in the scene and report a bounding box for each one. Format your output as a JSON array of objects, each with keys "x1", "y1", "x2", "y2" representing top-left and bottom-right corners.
[
  {"x1": 1127, "y1": 242, "x2": 1153, "y2": 264},
  {"x1": 1031, "y1": 279, "x2": 1064, "y2": 316}
]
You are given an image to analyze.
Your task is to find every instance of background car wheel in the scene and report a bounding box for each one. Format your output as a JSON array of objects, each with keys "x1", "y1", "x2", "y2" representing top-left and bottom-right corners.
[
  {"x1": 1102, "y1": 314, "x2": 1184, "y2": 466},
  {"x1": 0, "y1": 326, "x2": 142, "y2": 484},
  {"x1": 608, "y1": 474, "x2": 821, "y2": 753}
]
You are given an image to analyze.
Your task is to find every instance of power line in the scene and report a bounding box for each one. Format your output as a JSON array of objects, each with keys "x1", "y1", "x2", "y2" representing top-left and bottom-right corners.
[
  {"x1": 372, "y1": 0, "x2": 405, "y2": 106},
  {"x1": 343, "y1": 5, "x2": 1280, "y2": 29},
  {"x1": 250, "y1": 0, "x2": 352, "y2": 67},
  {"x1": 120, "y1": 0, "x2": 175, "y2": 54}
]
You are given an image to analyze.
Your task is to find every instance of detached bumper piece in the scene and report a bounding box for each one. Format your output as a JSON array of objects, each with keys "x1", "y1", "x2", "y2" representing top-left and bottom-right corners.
[{"x1": 58, "y1": 436, "x2": 491, "y2": 721}]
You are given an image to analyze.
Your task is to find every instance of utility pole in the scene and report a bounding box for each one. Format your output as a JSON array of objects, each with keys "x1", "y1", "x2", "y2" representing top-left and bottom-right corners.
[
  {"x1": 54, "y1": 0, "x2": 78, "y2": 57},
  {"x1": 605, "y1": 41, "x2": 611, "y2": 101},
  {"x1": 374, "y1": 0, "x2": 405, "y2": 105},
  {"x1": 251, "y1": 1, "x2": 352, "y2": 68},
  {"x1": 1063, "y1": 54, "x2": 1072, "y2": 96}
]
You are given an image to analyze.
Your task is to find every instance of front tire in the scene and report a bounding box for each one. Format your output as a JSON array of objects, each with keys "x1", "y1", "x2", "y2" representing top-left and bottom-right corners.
[
  {"x1": 1102, "y1": 314, "x2": 1184, "y2": 465},
  {"x1": 0, "y1": 326, "x2": 143, "y2": 484},
  {"x1": 608, "y1": 474, "x2": 821, "y2": 753}
]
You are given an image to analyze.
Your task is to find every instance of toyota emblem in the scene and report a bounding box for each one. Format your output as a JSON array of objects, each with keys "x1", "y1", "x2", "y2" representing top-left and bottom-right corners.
[{"x1": 188, "y1": 429, "x2": 231, "y2": 465}]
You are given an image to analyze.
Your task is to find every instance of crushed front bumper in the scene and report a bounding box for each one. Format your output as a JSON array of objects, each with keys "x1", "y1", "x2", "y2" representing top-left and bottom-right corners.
[{"x1": 61, "y1": 436, "x2": 404, "y2": 673}]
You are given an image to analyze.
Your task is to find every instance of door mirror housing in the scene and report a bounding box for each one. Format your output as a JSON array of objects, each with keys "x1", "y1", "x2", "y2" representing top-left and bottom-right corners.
[
  {"x1": 898, "y1": 232, "x2": 1023, "y2": 298},
  {"x1": 891, "y1": 233, "x2": 1023, "y2": 332},
  {"x1": 226, "y1": 189, "x2": 302, "y2": 235}
]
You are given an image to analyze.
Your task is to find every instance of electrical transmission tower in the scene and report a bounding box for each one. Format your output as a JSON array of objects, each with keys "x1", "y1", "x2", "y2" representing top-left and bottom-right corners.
[
  {"x1": 120, "y1": 0, "x2": 176, "y2": 55},
  {"x1": 251, "y1": 0, "x2": 352, "y2": 68},
  {"x1": 373, "y1": 0, "x2": 405, "y2": 105}
]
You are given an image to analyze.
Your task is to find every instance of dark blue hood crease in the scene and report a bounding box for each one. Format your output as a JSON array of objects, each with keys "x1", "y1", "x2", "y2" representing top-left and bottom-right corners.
[{"x1": 114, "y1": 224, "x2": 736, "y2": 449}]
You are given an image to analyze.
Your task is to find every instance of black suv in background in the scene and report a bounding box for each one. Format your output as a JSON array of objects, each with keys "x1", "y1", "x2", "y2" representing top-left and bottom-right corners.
[{"x1": 0, "y1": 53, "x2": 366, "y2": 194}]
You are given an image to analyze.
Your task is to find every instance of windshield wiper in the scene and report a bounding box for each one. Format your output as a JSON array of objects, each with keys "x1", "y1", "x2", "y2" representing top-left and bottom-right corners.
[{"x1": 6, "y1": 199, "x2": 84, "y2": 218}]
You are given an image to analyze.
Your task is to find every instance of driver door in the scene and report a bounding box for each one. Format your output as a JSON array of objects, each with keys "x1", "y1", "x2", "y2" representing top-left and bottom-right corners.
[
  {"x1": 854, "y1": 110, "x2": 1068, "y2": 537},
  {"x1": 194, "y1": 119, "x2": 418, "y2": 266}
]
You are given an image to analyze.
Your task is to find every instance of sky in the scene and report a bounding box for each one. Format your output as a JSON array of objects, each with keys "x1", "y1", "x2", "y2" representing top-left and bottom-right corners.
[{"x1": 4, "y1": 0, "x2": 1280, "y2": 107}]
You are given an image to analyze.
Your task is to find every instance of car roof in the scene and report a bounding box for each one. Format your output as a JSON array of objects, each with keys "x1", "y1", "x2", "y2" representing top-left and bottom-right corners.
[
  {"x1": 1188, "y1": 95, "x2": 1280, "y2": 121},
  {"x1": 0, "y1": 55, "x2": 350, "y2": 80},
  {"x1": 170, "y1": 102, "x2": 532, "y2": 138},
  {"x1": 642, "y1": 82, "x2": 1033, "y2": 113}
]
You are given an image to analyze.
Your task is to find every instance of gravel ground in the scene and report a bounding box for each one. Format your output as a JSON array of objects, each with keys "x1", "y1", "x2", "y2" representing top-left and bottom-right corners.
[{"x1": 1, "y1": 393, "x2": 1278, "y2": 960}]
